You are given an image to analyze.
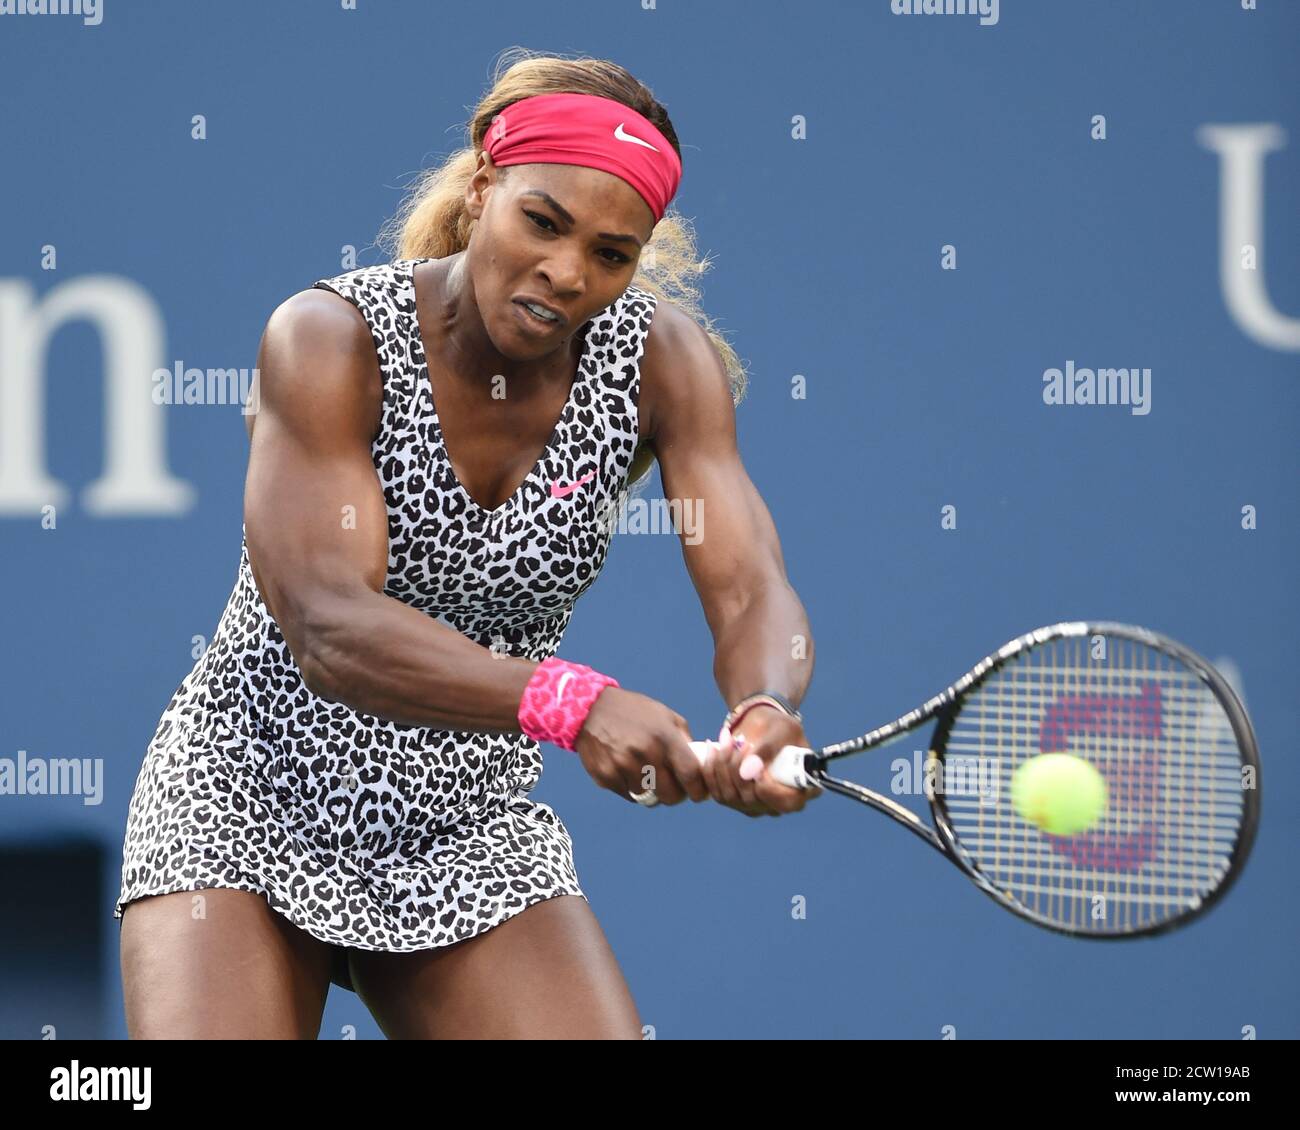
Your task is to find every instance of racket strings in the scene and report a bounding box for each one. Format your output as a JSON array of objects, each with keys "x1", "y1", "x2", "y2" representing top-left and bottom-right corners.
[{"x1": 938, "y1": 634, "x2": 1246, "y2": 935}]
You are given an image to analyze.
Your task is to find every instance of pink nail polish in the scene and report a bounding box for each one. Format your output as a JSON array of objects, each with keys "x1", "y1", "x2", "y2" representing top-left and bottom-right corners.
[{"x1": 739, "y1": 752, "x2": 764, "y2": 781}]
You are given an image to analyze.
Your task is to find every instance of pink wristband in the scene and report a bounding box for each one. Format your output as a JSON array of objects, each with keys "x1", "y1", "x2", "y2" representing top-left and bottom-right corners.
[{"x1": 518, "y1": 657, "x2": 620, "y2": 752}]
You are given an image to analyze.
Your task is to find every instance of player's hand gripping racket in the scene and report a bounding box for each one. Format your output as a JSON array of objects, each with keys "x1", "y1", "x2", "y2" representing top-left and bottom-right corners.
[{"x1": 689, "y1": 622, "x2": 1260, "y2": 938}]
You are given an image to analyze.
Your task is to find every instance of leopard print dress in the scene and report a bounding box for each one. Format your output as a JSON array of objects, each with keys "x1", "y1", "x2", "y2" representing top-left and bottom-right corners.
[{"x1": 115, "y1": 258, "x2": 655, "y2": 992}]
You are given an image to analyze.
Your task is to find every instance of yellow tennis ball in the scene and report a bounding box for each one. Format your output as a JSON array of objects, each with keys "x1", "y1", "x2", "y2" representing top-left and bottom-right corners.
[{"x1": 1010, "y1": 753, "x2": 1108, "y2": 835}]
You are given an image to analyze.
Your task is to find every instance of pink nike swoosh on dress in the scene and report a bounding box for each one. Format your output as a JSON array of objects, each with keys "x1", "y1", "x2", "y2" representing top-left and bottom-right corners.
[{"x1": 549, "y1": 471, "x2": 596, "y2": 498}]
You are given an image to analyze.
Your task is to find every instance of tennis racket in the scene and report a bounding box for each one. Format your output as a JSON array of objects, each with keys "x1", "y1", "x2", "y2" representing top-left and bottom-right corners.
[{"x1": 689, "y1": 622, "x2": 1260, "y2": 938}]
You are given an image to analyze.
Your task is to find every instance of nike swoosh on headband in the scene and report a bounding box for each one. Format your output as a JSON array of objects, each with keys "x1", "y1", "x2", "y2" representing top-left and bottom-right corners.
[{"x1": 614, "y1": 122, "x2": 659, "y2": 152}]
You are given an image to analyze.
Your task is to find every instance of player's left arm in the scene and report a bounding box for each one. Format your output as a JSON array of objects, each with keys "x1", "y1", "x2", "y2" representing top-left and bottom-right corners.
[{"x1": 643, "y1": 302, "x2": 818, "y2": 815}]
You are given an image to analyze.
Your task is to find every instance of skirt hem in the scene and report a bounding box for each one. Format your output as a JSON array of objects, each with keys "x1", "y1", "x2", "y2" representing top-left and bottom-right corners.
[{"x1": 114, "y1": 876, "x2": 589, "y2": 958}]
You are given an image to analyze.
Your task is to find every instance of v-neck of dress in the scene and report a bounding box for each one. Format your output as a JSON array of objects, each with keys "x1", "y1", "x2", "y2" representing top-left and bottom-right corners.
[{"x1": 406, "y1": 257, "x2": 596, "y2": 516}]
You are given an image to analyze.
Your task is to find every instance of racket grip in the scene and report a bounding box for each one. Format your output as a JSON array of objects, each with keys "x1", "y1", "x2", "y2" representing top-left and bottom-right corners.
[{"x1": 687, "y1": 740, "x2": 817, "y2": 790}]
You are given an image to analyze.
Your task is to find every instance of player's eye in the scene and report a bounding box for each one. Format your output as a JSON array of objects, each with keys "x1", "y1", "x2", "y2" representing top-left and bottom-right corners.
[{"x1": 525, "y1": 212, "x2": 630, "y2": 267}]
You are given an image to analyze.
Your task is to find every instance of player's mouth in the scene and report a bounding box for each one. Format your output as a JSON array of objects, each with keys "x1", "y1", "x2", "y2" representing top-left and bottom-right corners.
[{"x1": 513, "y1": 298, "x2": 565, "y2": 332}]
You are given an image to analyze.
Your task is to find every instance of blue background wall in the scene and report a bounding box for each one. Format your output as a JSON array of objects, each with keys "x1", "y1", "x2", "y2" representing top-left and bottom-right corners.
[{"x1": 1, "y1": 0, "x2": 1296, "y2": 1039}]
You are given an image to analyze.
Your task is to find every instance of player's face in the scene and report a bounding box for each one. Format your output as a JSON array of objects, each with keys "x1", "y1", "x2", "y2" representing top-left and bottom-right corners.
[{"x1": 466, "y1": 157, "x2": 654, "y2": 359}]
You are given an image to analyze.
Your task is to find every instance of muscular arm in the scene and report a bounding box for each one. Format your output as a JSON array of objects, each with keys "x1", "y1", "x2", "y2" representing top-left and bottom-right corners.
[
  {"x1": 242, "y1": 288, "x2": 536, "y2": 731},
  {"x1": 644, "y1": 303, "x2": 815, "y2": 711}
]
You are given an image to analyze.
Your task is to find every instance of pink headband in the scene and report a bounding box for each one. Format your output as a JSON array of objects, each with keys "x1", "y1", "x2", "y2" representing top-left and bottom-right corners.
[{"x1": 483, "y1": 92, "x2": 682, "y2": 224}]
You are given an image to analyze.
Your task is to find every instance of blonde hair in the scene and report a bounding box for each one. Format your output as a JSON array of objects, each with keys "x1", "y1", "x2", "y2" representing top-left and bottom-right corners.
[{"x1": 375, "y1": 48, "x2": 748, "y2": 486}]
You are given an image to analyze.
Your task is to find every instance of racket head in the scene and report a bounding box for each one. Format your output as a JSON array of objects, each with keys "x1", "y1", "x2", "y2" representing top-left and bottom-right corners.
[{"x1": 926, "y1": 622, "x2": 1259, "y2": 938}]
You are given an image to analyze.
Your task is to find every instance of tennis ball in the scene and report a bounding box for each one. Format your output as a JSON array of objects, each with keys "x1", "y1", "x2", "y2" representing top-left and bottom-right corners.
[{"x1": 1010, "y1": 753, "x2": 1107, "y2": 836}]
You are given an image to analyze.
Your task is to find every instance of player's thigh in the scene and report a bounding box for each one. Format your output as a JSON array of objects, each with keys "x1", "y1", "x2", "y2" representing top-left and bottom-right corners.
[
  {"x1": 348, "y1": 894, "x2": 642, "y2": 1039},
  {"x1": 119, "y1": 887, "x2": 334, "y2": 1039}
]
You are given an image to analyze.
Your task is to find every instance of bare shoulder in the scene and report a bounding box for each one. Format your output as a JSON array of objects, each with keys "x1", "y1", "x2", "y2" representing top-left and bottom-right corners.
[
  {"x1": 246, "y1": 286, "x2": 382, "y2": 443},
  {"x1": 264, "y1": 286, "x2": 377, "y2": 373},
  {"x1": 638, "y1": 296, "x2": 735, "y2": 452}
]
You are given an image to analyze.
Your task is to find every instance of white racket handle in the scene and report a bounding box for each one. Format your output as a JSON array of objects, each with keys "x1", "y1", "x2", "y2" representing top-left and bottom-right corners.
[{"x1": 687, "y1": 740, "x2": 816, "y2": 790}]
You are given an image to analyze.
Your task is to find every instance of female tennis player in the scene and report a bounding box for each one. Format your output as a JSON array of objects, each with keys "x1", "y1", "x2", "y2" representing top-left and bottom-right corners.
[{"x1": 115, "y1": 50, "x2": 818, "y2": 1040}]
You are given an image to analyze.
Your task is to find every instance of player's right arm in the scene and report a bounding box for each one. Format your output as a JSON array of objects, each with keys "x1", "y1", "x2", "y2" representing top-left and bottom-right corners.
[{"x1": 243, "y1": 287, "x2": 535, "y2": 731}]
